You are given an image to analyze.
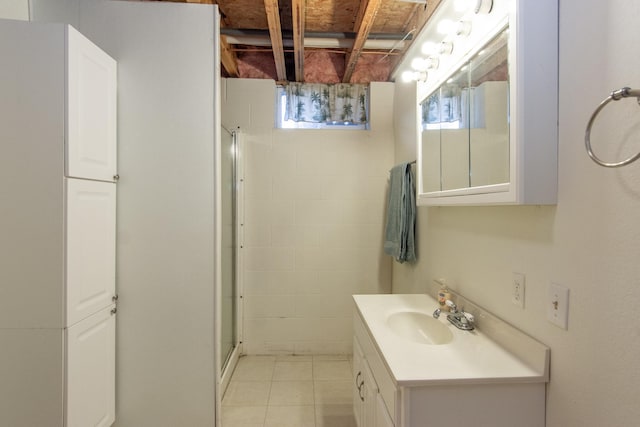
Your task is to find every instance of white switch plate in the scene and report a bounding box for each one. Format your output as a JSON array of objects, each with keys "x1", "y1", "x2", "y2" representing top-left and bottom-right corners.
[
  {"x1": 512, "y1": 272, "x2": 525, "y2": 308},
  {"x1": 548, "y1": 282, "x2": 569, "y2": 329}
]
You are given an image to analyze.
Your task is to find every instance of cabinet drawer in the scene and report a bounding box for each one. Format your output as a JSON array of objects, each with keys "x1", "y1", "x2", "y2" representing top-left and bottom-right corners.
[{"x1": 354, "y1": 312, "x2": 398, "y2": 424}]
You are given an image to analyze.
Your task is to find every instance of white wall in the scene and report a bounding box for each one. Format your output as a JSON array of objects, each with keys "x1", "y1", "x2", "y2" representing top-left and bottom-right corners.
[
  {"x1": 0, "y1": 0, "x2": 28, "y2": 20},
  {"x1": 223, "y1": 79, "x2": 394, "y2": 355},
  {"x1": 393, "y1": 0, "x2": 640, "y2": 425},
  {"x1": 31, "y1": 1, "x2": 218, "y2": 425}
]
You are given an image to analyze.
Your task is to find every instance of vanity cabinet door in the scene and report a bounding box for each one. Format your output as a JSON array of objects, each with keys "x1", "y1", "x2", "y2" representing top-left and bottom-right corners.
[
  {"x1": 353, "y1": 337, "x2": 365, "y2": 427},
  {"x1": 375, "y1": 393, "x2": 395, "y2": 427},
  {"x1": 66, "y1": 25, "x2": 117, "y2": 182},
  {"x1": 362, "y1": 360, "x2": 378, "y2": 427}
]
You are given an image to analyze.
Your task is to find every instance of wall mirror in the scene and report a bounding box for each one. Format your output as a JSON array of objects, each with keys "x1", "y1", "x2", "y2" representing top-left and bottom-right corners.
[
  {"x1": 414, "y1": 0, "x2": 558, "y2": 206},
  {"x1": 421, "y1": 29, "x2": 509, "y2": 194}
]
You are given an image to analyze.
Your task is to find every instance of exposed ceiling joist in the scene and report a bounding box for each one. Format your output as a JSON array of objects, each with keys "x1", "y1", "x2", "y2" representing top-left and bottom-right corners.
[
  {"x1": 219, "y1": 35, "x2": 239, "y2": 77},
  {"x1": 263, "y1": 0, "x2": 287, "y2": 81},
  {"x1": 343, "y1": 0, "x2": 383, "y2": 83},
  {"x1": 292, "y1": 0, "x2": 305, "y2": 82},
  {"x1": 151, "y1": 0, "x2": 432, "y2": 84}
]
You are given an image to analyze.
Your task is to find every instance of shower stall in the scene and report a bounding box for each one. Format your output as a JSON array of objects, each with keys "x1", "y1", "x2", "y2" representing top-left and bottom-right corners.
[{"x1": 218, "y1": 126, "x2": 241, "y2": 397}]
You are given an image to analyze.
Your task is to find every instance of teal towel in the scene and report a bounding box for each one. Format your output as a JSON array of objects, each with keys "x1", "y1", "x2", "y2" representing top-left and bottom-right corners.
[{"x1": 383, "y1": 163, "x2": 416, "y2": 263}]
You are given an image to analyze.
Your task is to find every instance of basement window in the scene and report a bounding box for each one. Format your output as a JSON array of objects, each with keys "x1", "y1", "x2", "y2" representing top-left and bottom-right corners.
[{"x1": 276, "y1": 84, "x2": 369, "y2": 130}]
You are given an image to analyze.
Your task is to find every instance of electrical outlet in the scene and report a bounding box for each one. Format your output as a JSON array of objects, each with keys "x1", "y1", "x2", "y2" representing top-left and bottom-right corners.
[
  {"x1": 548, "y1": 282, "x2": 570, "y2": 329},
  {"x1": 512, "y1": 272, "x2": 525, "y2": 308}
]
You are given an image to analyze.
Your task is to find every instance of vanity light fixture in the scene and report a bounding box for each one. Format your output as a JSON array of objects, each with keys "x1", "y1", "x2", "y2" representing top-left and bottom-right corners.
[
  {"x1": 438, "y1": 41, "x2": 454, "y2": 55},
  {"x1": 475, "y1": 0, "x2": 493, "y2": 14},
  {"x1": 411, "y1": 57, "x2": 428, "y2": 71},
  {"x1": 425, "y1": 56, "x2": 440, "y2": 70},
  {"x1": 401, "y1": 70, "x2": 413, "y2": 82},
  {"x1": 415, "y1": 71, "x2": 429, "y2": 82},
  {"x1": 455, "y1": 0, "x2": 493, "y2": 14},
  {"x1": 401, "y1": 70, "x2": 428, "y2": 83},
  {"x1": 454, "y1": 0, "x2": 474, "y2": 12},
  {"x1": 455, "y1": 20, "x2": 472, "y2": 37},
  {"x1": 421, "y1": 41, "x2": 437, "y2": 55},
  {"x1": 393, "y1": 0, "x2": 495, "y2": 84},
  {"x1": 437, "y1": 19, "x2": 455, "y2": 35},
  {"x1": 411, "y1": 56, "x2": 440, "y2": 72}
]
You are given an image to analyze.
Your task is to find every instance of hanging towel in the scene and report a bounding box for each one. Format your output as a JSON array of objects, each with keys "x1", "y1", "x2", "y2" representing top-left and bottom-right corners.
[{"x1": 383, "y1": 163, "x2": 416, "y2": 263}]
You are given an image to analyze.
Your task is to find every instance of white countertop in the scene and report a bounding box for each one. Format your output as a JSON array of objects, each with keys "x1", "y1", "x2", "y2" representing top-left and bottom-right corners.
[{"x1": 353, "y1": 293, "x2": 549, "y2": 387}]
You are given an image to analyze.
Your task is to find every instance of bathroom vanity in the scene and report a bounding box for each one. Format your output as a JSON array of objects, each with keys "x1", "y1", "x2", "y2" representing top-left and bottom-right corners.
[{"x1": 352, "y1": 294, "x2": 549, "y2": 427}]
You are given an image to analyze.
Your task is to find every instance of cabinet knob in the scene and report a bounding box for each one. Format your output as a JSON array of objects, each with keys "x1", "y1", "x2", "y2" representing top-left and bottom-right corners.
[
  {"x1": 112, "y1": 294, "x2": 119, "y2": 302},
  {"x1": 113, "y1": 174, "x2": 120, "y2": 181},
  {"x1": 110, "y1": 307, "x2": 117, "y2": 315}
]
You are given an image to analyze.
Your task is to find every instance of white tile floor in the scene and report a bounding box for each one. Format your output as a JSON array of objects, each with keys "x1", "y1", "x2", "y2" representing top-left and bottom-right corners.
[{"x1": 222, "y1": 355, "x2": 356, "y2": 427}]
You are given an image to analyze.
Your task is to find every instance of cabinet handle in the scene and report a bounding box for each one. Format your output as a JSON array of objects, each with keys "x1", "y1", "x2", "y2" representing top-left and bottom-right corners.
[
  {"x1": 355, "y1": 371, "x2": 362, "y2": 389},
  {"x1": 110, "y1": 307, "x2": 117, "y2": 315},
  {"x1": 359, "y1": 381, "x2": 365, "y2": 402},
  {"x1": 113, "y1": 174, "x2": 120, "y2": 181},
  {"x1": 112, "y1": 294, "x2": 119, "y2": 302}
]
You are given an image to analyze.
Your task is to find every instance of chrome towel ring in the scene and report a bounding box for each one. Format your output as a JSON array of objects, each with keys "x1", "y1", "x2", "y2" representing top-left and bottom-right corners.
[{"x1": 585, "y1": 87, "x2": 640, "y2": 168}]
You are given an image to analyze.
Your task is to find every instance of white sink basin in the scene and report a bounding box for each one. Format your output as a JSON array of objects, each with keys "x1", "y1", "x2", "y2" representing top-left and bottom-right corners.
[{"x1": 386, "y1": 311, "x2": 453, "y2": 345}]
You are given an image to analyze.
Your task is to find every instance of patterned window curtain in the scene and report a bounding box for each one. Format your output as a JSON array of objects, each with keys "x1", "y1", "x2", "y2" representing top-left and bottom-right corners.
[{"x1": 284, "y1": 83, "x2": 369, "y2": 125}]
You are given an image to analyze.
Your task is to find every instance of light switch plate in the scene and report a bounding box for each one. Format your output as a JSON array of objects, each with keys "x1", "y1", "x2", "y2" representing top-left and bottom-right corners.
[{"x1": 548, "y1": 282, "x2": 569, "y2": 329}]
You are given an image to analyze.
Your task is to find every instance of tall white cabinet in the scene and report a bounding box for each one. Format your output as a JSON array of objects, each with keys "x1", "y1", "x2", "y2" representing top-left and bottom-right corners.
[{"x1": 0, "y1": 19, "x2": 117, "y2": 427}]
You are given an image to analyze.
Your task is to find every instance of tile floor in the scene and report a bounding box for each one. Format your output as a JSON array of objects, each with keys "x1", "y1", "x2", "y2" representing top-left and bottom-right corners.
[{"x1": 222, "y1": 355, "x2": 356, "y2": 427}]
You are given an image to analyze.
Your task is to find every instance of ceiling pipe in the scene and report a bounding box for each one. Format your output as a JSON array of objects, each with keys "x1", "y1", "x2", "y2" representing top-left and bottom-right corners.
[
  {"x1": 220, "y1": 28, "x2": 413, "y2": 41},
  {"x1": 221, "y1": 29, "x2": 413, "y2": 50}
]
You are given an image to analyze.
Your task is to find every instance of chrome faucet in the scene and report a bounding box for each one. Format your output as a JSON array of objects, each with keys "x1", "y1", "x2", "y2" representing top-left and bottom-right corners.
[
  {"x1": 445, "y1": 299, "x2": 458, "y2": 313},
  {"x1": 445, "y1": 300, "x2": 475, "y2": 331}
]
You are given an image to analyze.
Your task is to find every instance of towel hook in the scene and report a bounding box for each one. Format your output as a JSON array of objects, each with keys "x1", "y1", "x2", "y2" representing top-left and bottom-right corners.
[{"x1": 584, "y1": 87, "x2": 640, "y2": 168}]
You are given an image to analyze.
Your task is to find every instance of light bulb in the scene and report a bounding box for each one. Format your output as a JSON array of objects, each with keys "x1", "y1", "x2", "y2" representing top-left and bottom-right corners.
[
  {"x1": 411, "y1": 57, "x2": 428, "y2": 71},
  {"x1": 437, "y1": 19, "x2": 455, "y2": 35},
  {"x1": 454, "y1": 0, "x2": 474, "y2": 12},
  {"x1": 401, "y1": 70, "x2": 428, "y2": 82},
  {"x1": 401, "y1": 70, "x2": 414, "y2": 83},
  {"x1": 421, "y1": 41, "x2": 437, "y2": 55}
]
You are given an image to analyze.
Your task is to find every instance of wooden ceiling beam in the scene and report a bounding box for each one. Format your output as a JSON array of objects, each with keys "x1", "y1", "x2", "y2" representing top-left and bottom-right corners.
[
  {"x1": 220, "y1": 35, "x2": 239, "y2": 77},
  {"x1": 292, "y1": 0, "x2": 305, "y2": 82},
  {"x1": 343, "y1": 0, "x2": 383, "y2": 83},
  {"x1": 264, "y1": 0, "x2": 287, "y2": 81}
]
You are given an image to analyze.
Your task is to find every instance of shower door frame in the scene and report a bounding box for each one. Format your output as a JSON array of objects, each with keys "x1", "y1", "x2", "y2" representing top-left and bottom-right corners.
[{"x1": 217, "y1": 126, "x2": 243, "y2": 401}]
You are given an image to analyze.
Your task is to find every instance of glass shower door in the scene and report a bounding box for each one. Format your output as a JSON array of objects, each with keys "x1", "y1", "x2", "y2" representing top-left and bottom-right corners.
[{"x1": 220, "y1": 126, "x2": 237, "y2": 373}]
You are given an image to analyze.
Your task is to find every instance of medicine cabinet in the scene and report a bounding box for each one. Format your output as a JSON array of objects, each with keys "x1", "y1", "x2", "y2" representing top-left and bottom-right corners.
[{"x1": 416, "y1": 0, "x2": 558, "y2": 205}]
